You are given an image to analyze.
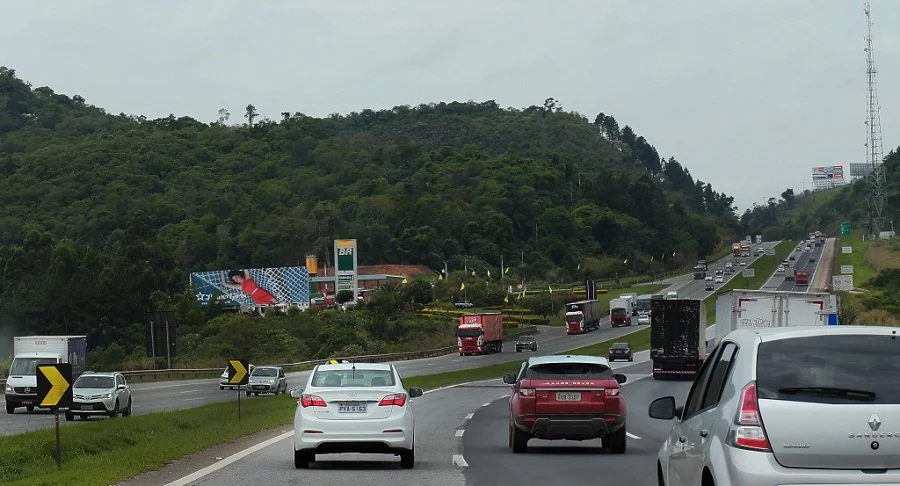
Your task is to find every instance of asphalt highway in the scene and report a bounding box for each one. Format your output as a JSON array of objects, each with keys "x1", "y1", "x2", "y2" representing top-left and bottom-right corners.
[
  {"x1": 0, "y1": 242, "x2": 775, "y2": 437},
  {"x1": 759, "y1": 238, "x2": 826, "y2": 292}
]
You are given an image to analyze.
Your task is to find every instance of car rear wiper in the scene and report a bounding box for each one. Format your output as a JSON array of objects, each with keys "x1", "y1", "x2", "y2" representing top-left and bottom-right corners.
[{"x1": 777, "y1": 386, "x2": 876, "y2": 401}]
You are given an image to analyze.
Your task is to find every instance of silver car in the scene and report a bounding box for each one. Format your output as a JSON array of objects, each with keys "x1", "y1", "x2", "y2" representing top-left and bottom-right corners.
[
  {"x1": 66, "y1": 372, "x2": 132, "y2": 421},
  {"x1": 246, "y1": 366, "x2": 287, "y2": 396},
  {"x1": 649, "y1": 325, "x2": 900, "y2": 485}
]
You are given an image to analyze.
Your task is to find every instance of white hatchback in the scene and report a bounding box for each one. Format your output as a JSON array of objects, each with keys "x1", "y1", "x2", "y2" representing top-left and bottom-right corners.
[{"x1": 290, "y1": 362, "x2": 423, "y2": 469}]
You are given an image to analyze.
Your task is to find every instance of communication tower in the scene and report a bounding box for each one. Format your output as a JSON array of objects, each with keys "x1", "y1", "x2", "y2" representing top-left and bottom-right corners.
[{"x1": 864, "y1": 0, "x2": 891, "y2": 236}]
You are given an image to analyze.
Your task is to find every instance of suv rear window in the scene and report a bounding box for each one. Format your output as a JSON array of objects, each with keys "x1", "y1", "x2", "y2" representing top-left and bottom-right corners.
[
  {"x1": 756, "y1": 334, "x2": 900, "y2": 404},
  {"x1": 525, "y1": 363, "x2": 613, "y2": 379}
]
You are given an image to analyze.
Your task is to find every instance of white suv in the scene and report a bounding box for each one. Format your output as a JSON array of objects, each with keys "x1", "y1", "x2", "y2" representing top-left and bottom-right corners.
[{"x1": 67, "y1": 372, "x2": 132, "y2": 420}]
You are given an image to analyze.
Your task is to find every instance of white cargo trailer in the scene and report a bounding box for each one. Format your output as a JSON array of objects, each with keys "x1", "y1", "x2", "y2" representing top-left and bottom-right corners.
[{"x1": 713, "y1": 289, "x2": 838, "y2": 345}]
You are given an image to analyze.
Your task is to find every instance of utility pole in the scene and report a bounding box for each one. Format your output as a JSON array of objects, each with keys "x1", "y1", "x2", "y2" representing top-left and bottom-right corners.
[{"x1": 500, "y1": 254, "x2": 504, "y2": 279}]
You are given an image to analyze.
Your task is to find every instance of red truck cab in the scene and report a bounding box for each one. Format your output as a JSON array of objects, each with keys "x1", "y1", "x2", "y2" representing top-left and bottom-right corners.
[
  {"x1": 795, "y1": 270, "x2": 809, "y2": 286},
  {"x1": 458, "y1": 313, "x2": 504, "y2": 355},
  {"x1": 503, "y1": 355, "x2": 628, "y2": 453}
]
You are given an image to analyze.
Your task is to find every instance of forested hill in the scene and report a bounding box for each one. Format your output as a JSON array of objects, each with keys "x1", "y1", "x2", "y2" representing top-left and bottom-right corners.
[{"x1": 0, "y1": 66, "x2": 738, "y2": 335}]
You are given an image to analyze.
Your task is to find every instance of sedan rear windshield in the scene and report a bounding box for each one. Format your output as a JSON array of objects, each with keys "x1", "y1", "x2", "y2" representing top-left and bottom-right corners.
[
  {"x1": 311, "y1": 369, "x2": 396, "y2": 387},
  {"x1": 756, "y1": 334, "x2": 900, "y2": 404},
  {"x1": 525, "y1": 363, "x2": 614, "y2": 379}
]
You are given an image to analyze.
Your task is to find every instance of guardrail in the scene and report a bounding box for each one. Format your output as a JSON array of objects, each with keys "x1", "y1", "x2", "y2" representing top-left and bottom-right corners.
[{"x1": 0, "y1": 327, "x2": 537, "y2": 388}]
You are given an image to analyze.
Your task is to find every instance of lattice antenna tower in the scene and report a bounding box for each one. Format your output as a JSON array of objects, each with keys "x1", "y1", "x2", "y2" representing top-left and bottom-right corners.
[{"x1": 864, "y1": 0, "x2": 890, "y2": 236}]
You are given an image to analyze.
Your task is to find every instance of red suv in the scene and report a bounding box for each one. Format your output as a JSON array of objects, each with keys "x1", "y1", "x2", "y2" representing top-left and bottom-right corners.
[{"x1": 503, "y1": 355, "x2": 628, "y2": 453}]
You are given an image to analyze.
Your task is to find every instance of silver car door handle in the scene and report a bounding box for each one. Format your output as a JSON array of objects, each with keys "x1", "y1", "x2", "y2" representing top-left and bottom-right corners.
[
  {"x1": 678, "y1": 435, "x2": 686, "y2": 442},
  {"x1": 700, "y1": 429, "x2": 709, "y2": 438}
]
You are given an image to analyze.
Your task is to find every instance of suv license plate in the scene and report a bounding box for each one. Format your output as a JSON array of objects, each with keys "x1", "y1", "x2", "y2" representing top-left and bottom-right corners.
[
  {"x1": 338, "y1": 403, "x2": 367, "y2": 413},
  {"x1": 556, "y1": 392, "x2": 581, "y2": 401}
]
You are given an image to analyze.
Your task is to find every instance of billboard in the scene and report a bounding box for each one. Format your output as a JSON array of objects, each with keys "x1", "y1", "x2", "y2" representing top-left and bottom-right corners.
[
  {"x1": 334, "y1": 239, "x2": 358, "y2": 299},
  {"x1": 190, "y1": 266, "x2": 310, "y2": 307},
  {"x1": 812, "y1": 165, "x2": 844, "y2": 180}
]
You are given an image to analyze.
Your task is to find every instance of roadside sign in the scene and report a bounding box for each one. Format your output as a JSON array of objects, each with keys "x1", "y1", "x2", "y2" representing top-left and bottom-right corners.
[
  {"x1": 37, "y1": 364, "x2": 73, "y2": 409},
  {"x1": 841, "y1": 221, "x2": 851, "y2": 236},
  {"x1": 227, "y1": 359, "x2": 249, "y2": 386},
  {"x1": 742, "y1": 268, "x2": 755, "y2": 278},
  {"x1": 842, "y1": 246, "x2": 853, "y2": 254},
  {"x1": 841, "y1": 265, "x2": 854, "y2": 275},
  {"x1": 832, "y1": 275, "x2": 853, "y2": 291}
]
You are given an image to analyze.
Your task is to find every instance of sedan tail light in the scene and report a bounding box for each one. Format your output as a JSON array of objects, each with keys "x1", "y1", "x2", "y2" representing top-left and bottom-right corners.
[
  {"x1": 300, "y1": 394, "x2": 327, "y2": 408},
  {"x1": 378, "y1": 393, "x2": 408, "y2": 407}
]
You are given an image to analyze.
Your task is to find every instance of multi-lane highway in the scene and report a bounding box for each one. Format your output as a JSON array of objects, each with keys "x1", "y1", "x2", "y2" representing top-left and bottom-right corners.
[{"x1": 760, "y1": 238, "x2": 826, "y2": 292}]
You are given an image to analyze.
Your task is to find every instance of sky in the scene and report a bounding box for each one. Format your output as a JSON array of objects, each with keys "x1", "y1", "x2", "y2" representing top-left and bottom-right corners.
[{"x1": 2, "y1": 0, "x2": 898, "y2": 212}]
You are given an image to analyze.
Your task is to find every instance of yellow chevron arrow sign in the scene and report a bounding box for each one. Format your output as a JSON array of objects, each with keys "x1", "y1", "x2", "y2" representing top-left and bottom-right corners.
[
  {"x1": 37, "y1": 364, "x2": 73, "y2": 408},
  {"x1": 227, "y1": 359, "x2": 249, "y2": 385}
]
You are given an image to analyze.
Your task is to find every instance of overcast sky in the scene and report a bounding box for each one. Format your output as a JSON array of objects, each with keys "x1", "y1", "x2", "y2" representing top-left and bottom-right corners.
[{"x1": 2, "y1": 0, "x2": 898, "y2": 212}]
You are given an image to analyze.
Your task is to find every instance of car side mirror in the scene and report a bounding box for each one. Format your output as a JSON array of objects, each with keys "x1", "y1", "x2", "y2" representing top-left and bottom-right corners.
[
  {"x1": 117, "y1": 384, "x2": 126, "y2": 390},
  {"x1": 408, "y1": 387, "x2": 424, "y2": 398},
  {"x1": 289, "y1": 388, "x2": 303, "y2": 399},
  {"x1": 614, "y1": 373, "x2": 627, "y2": 384},
  {"x1": 648, "y1": 396, "x2": 678, "y2": 420},
  {"x1": 502, "y1": 373, "x2": 517, "y2": 385}
]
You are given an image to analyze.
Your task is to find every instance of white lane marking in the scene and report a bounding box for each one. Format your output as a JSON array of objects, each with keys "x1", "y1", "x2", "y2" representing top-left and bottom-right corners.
[
  {"x1": 163, "y1": 431, "x2": 293, "y2": 486},
  {"x1": 186, "y1": 397, "x2": 204, "y2": 402},
  {"x1": 179, "y1": 390, "x2": 199, "y2": 394},
  {"x1": 481, "y1": 402, "x2": 491, "y2": 407},
  {"x1": 465, "y1": 413, "x2": 474, "y2": 420},
  {"x1": 627, "y1": 432, "x2": 642, "y2": 440},
  {"x1": 452, "y1": 454, "x2": 469, "y2": 467},
  {"x1": 456, "y1": 429, "x2": 465, "y2": 437}
]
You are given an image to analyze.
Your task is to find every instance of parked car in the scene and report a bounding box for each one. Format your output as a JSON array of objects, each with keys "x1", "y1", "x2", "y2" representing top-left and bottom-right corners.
[
  {"x1": 608, "y1": 342, "x2": 633, "y2": 362},
  {"x1": 66, "y1": 372, "x2": 132, "y2": 421},
  {"x1": 648, "y1": 325, "x2": 900, "y2": 485},
  {"x1": 219, "y1": 364, "x2": 255, "y2": 390},
  {"x1": 246, "y1": 366, "x2": 288, "y2": 396},
  {"x1": 290, "y1": 362, "x2": 423, "y2": 469},
  {"x1": 515, "y1": 335, "x2": 538, "y2": 352},
  {"x1": 503, "y1": 355, "x2": 627, "y2": 453}
]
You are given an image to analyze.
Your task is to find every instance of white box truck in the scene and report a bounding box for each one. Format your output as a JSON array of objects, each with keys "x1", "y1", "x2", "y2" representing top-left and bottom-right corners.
[
  {"x1": 4, "y1": 335, "x2": 88, "y2": 414},
  {"x1": 713, "y1": 290, "x2": 838, "y2": 345},
  {"x1": 609, "y1": 298, "x2": 634, "y2": 327}
]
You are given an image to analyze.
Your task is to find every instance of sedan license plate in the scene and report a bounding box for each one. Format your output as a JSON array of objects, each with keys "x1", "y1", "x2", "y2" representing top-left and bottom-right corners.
[
  {"x1": 338, "y1": 403, "x2": 367, "y2": 413},
  {"x1": 556, "y1": 392, "x2": 581, "y2": 401}
]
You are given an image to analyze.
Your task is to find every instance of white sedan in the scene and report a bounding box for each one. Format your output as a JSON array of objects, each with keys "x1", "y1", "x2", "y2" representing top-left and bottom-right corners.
[{"x1": 290, "y1": 362, "x2": 423, "y2": 469}]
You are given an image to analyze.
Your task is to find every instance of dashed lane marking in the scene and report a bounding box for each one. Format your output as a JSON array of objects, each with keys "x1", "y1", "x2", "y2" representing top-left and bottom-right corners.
[
  {"x1": 452, "y1": 454, "x2": 469, "y2": 467},
  {"x1": 481, "y1": 402, "x2": 491, "y2": 407},
  {"x1": 627, "y1": 432, "x2": 641, "y2": 440},
  {"x1": 456, "y1": 429, "x2": 465, "y2": 437},
  {"x1": 465, "y1": 413, "x2": 474, "y2": 420}
]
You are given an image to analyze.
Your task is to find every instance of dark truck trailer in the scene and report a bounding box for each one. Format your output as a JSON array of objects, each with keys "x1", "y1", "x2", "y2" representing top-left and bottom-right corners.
[{"x1": 650, "y1": 299, "x2": 707, "y2": 380}]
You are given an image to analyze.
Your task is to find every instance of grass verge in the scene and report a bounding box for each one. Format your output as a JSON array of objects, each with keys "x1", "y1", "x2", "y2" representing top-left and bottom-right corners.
[
  {"x1": 836, "y1": 234, "x2": 880, "y2": 286},
  {"x1": 0, "y1": 396, "x2": 295, "y2": 486},
  {"x1": 704, "y1": 241, "x2": 796, "y2": 323},
  {"x1": 548, "y1": 283, "x2": 666, "y2": 326}
]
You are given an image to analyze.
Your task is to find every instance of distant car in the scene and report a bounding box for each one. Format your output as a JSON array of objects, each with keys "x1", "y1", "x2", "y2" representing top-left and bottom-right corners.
[
  {"x1": 66, "y1": 372, "x2": 132, "y2": 421},
  {"x1": 246, "y1": 366, "x2": 288, "y2": 396},
  {"x1": 648, "y1": 325, "x2": 899, "y2": 486},
  {"x1": 795, "y1": 246, "x2": 801, "y2": 251},
  {"x1": 705, "y1": 282, "x2": 714, "y2": 291},
  {"x1": 515, "y1": 335, "x2": 538, "y2": 352},
  {"x1": 789, "y1": 255, "x2": 795, "y2": 261},
  {"x1": 290, "y1": 362, "x2": 423, "y2": 469},
  {"x1": 608, "y1": 342, "x2": 633, "y2": 362},
  {"x1": 504, "y1": 355, "x2": 627, "y2": 453},
  {"x1": 715, "y1": 268, "x2": 723, "y2": 275},
  {"x1": 705, "y1": 276, "x2": 713, "y2": 281},
  {"x1": 714, "y1": 275, "x2": 724, "y2": 283},
  {"x1": 220, "y1": 364, "x2": 256, "y2": 390},
  {"x1": 739, "y1": 261, "x2": 745, "y2": 266},
  {"x1": 454, "y1": 301, "x2": 474, "y2": 309},
  {"x1": 637, "y1": 314, "x2": 651, "y2": 325}
]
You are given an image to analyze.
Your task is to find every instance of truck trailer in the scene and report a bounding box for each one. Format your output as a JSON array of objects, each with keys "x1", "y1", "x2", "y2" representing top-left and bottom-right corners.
[
  {"x1": 609, "y1": 298, "x2": 633, "y2": 327},
  {"x1": 712, "y1": 289, "x2": 838, "y2": 346},
  {"x1": 650, "y1": 299, "x2": 706, "y2": 380},
  {"x1": 457, "y1": 313, "x2": 504, "y2": 355},
  {"x1": 565, "y1": 300, "x2": 602, "y2": 334},
  {"x1": 5, "y1": 335, "x2": 88, "y2": 414}
]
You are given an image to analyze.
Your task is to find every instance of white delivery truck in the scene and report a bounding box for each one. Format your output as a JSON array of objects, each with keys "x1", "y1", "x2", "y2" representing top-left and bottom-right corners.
[
  {"x1": 618, "y1": 293, "x2": 637, "y2": 314},
  {"x1": 609, "y1": 298, "x2": 634, "y2": 327},
  {"x1": 4, "y1": 335, "x2": 88, "y2": 414},
  {"x1": 712, "y1": 289, "x2": 838, "y2": 346}
]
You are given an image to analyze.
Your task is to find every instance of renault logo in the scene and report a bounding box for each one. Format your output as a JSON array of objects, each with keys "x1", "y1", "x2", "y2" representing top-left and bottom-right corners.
[
  {"x1": 869, "y1": 414, "x2": 882, "y2": 432},
  {"x1": 24, "y1": 387, "x2": 30, "y2": 393}
]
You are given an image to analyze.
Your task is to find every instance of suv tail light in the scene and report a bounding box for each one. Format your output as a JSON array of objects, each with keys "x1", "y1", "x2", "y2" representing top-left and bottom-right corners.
[
  {"x1": 605, "y1": 388, "x2": 619, "y2": 396},
  {"x1": 519, "y1": 388, "x2": 535, "y2": 397},
  {"x1": 379, "y1": 393, "x2": 408, "y2": 407},
  {"x1": 727, "y1": 382, "x2": 771, "y2": 452},
  {"x1": 300, "y1": 394, "x2": 327, "y2": 407}
]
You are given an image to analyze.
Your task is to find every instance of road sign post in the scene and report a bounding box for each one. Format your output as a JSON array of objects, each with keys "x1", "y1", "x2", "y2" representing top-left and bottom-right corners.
[
  {"x1": 227, "y1": 359, "x2": 249, "y2": 421},
  {"x1": 841, "y1": 221, "x2": 852, "y2": 237},
  {"x1": 37, "y1": 363, "x2": 73, "y2": 469}
]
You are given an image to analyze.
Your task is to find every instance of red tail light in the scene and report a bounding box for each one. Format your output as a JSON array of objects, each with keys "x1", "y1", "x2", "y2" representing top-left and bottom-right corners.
[
  {"x1": 605, "y1": 388, "x2": 619, "y2": 396},
  {"x1": 300, "y1": 394, "x2": 327, "y2": 407},
  {"x1": 728, "y1": 382, "x2": 771, "y2": 451},
  {"x1": 519, "y1": 388, "x2": 535, "y2": 397},
  {"x1": 378, "y1": 393, "x2": 408, "y2": 407}
]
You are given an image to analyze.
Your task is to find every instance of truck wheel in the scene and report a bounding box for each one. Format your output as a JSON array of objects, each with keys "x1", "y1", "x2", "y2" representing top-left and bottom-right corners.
[
  {"x1": 510, "y1": 424, "x2": 529, "y2": 453},
  {"x1": 604, "y1": 425, "x2": 627, "y2": 454},
  {"x1": 6, "y1": 402, "x2": 15, "y2": 414}
]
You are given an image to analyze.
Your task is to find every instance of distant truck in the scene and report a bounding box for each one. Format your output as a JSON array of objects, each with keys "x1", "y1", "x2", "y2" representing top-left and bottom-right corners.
[
  {"x1": 795, "y1": 270, "x2": 809, "y2": 286},
  {"x1": 732, "y1": 243, "x2": 742, "y2": 257},
  {"x1": 784, "y1": 267, "x2": 795, "y2": 280},
  {"x1": 755, "y1": 234, "x2": 762, "y2": 244},
  {"x1": 565, "y1": 300, "x2": 602, "y2": 334},
  {"x1": 457, "y1": 313, "x2": 504, "y2": 355},
  {"x1": 609, "y1": 298, "x2": 633, "y2": 327},
  {"x1": 618, "y1": 293, "x2": 637, "y2": 315},
  {"x1": 650, "y1": 299, "x2": 706, "y2": 380},
  {"x1": 712, "y1": 289, "x2": 838, "y2": 346},
  {"x1": 5, "y1": 335, "x2": 88, "y2": 414},
  {"x1": 693, "y1": 265, "x2": 706, "y2": 280}
]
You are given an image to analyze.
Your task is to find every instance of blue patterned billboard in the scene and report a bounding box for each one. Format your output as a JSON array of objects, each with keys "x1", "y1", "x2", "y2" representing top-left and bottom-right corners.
[{"x1": 190, "y1": 266, "x2": 310, "y2": 307}]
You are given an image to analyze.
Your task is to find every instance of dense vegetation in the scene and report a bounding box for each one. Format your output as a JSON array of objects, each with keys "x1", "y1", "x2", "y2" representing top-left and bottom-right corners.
[
  {"x1": 0, "y1": 67, "x2": 741, "y2": 366},
  {"x1": 740, "y1": 147, "x2": 900, "y2": 240}
]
